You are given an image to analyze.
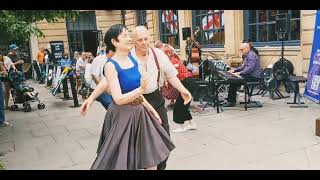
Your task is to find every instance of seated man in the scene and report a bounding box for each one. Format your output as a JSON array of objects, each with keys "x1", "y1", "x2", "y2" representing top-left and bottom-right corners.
[{"x1": 223, "y1": 43, "x2": 262, "y2": 107}]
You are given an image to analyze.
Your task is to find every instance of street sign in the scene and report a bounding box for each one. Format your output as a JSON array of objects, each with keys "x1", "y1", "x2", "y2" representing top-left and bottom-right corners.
[{"x1": 50, "y1": 41, "x2": 64, "y2": 65}]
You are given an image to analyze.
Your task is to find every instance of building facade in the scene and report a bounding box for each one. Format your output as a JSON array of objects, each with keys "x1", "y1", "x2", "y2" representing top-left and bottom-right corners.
[{"x1": 30, "y1": 10, "x2": 317, "y2": 76}]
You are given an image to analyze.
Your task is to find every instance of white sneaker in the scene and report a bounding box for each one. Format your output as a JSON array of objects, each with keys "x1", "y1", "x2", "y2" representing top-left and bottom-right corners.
[
  {"x1": 185, "y1": 123, "x2": 197, "y2": 130},
  {"x1": 171, "y1": 127, "x2": 187, "y2": 133},
  {"x1": 0, "y1": 121, "x2": 12, "y2": 127}
]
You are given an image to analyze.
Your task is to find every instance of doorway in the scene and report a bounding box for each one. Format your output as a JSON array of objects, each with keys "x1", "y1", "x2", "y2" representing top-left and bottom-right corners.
[
  {"x1": 66, "y1": 11, "x2": 99, "y2": 57},
  {"x1": 82, "y1": 30, "x2": 99, "y2": 55}
]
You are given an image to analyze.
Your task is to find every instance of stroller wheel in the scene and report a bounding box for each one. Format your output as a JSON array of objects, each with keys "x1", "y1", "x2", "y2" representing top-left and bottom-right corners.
[
  {"x1": 10, "y1": 105, "x2": 18, "y2": 111},
  {"x1": 37, "y1": 103, "x2": 45, "y2": 110},
  {"x1": 24, "y1": 105, "x2": 31, "y2": 112}
]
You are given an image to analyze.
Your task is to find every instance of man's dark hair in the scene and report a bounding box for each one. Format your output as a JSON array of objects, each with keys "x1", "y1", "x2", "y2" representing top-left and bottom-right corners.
[{"x1": 104, "y1": 24, "x2": 128, "y2": 52}]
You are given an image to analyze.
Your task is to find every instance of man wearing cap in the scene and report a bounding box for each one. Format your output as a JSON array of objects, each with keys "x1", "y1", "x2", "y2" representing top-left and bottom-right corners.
[{"x1": 7, "y1": 44, "x2": 24, "y2": 72}]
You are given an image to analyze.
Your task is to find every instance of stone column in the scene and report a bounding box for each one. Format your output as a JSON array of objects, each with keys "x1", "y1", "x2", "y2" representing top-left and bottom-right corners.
[
  {"x1": 301, "y1": 10, "x2": 316, "y2": 76},
  {"x1": 178, "y1": 10, "x2": 192, "y2": 61},
  {"x1": 224, "y1": 10, "x2": 244, "y2": 58}
]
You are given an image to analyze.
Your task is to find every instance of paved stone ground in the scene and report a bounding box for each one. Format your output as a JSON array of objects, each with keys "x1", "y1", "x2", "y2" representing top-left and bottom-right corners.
[{"x1": 0, "y1": 79, "x2": 320, "y2": 170}]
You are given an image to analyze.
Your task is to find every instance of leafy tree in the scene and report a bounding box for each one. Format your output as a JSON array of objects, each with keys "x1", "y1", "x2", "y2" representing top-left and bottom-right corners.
[{"x1": 0, "y1": 10, "x2": 79, "y2": 44}]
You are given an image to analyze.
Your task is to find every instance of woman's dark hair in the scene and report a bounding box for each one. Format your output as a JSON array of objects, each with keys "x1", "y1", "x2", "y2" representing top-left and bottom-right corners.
[
  {"x1": 104, "y1": 24, "x2": 128, "y2": 52},
  {"x1": 0, "y1": 51, "x2": 3, "y2": 56}
]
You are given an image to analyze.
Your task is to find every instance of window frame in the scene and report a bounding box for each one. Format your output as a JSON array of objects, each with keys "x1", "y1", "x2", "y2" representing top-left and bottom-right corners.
[
  {"x1": 192, "y1": 10, "x2": 225, "y2": 48},
  {"x1": 66, "y1": 11, "x2": 97, "y2": 31},
  {"x1": 243, "y1": 10, "x2": 301, "y2": 47},
  {"x1": 136, "y1": 10, "x2": 147, "y2": 27},
  {"x1": 158, "y1": 10, "x2": 180, "y2": 49},
  {"x1": 66, "y1": 11, "x2": 98, "y2": 56}
]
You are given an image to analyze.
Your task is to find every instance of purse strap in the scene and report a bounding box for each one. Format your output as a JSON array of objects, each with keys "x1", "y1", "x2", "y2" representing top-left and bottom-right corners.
[{"x1": 150, "y1": 48, "x2": 160, "y2": 88}]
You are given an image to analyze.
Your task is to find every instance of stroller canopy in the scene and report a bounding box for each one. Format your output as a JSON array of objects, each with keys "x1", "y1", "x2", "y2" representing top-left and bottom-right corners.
[{"x1": 8, "y1": 70, "x2": 25, "y2": 83}]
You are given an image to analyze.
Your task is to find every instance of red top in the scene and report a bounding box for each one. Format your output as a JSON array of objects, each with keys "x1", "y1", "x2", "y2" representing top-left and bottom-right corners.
[{"x1": 161, "y1": 45, "x2": 192, "y2": 81}]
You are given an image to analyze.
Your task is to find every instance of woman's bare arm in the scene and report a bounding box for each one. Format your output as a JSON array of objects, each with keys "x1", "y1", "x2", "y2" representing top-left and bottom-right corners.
[{"x1": 105, "y1": 62, "x2": 144, "y2": 105}]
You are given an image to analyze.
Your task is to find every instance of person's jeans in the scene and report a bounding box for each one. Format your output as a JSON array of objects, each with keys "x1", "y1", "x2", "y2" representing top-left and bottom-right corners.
[
  {"x1": 96, "y1": 93, "x2": 112, "y2": 110},
  {"x1": 0, "y1": 82, "x2": 5, "y2": 124},
  {"x1": 39, "y1": 64, "x2": 46, "y2": 82}
]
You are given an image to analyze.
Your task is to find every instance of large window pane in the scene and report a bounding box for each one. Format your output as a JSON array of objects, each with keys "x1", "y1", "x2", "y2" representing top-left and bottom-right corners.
[
  {"x1": 249, "y1": 10, "x2": 256, "y2": 23},
  {"x1": 221, "y1": 29, "x2": 225, "y2": 45},
  {"x1": 278, "y1": 10, "x2": 288, "y2": 14},
  {"x1": 291, "y1": 20, "x2": 300, "y2": 40},
  {"x1": 268, "y1": 23, "x2": 277, "y2": 41},
  {"x1": 291, "y1": 10, "x2": 300, "y2": 19},
  {"x1": 249, "y1": 25, "x2": 257, "y2": 42},
  {"x1": 136, "y1": 10, "x2": 147, "y2": 26},
  {"x1": 192, "y1": 10, "x2": 225, "y2": 47},
  {"x1": 161, "y1": 35, "x2": 167, "y2": 44},
  {"x1": 68, "y1": 32, "x2": 82, "y2": 53},
  {"x1": 195, "y1": 16, "x2": 201, "y2": 28},
  {"x1": 166, "y1": 22, "x2": 172, "y2": 33},
  {"x1": 67, "y1": 11, "x2": 96, "y2": 31},
  {"x1": 221, "y1": 12, "x2": 225, "y2": 27},
  {"x1": 167, "y1": 35, "x2": 178, "y2": 46},
  {"x1": 160, "y1": 21, "x2": 167, "y2": 34},
  {"x1": 159, "y1": 10, "x2": 180, "y2": 48},
  {"x1": 268, "y1": 10, "x2": 277, "y2": 21},
  {"x1": 259, "y1": 24, "x2": 268, "y2": 42},
  {"x1": 246, "y1": 10, "x2": 300, "y2": 44},
  {"x1": 258, "y1": 10, "x2": 267, "y2": 23}
]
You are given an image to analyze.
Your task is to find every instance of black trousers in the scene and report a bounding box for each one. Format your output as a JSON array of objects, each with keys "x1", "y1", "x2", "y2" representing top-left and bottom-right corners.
[
  {"x1": 61, "y1": 67, "x2": 70, "y2": 99},
  {"x1": 173, "y1": 77, "x2": 196, "y2": 124},
  {"x1": 39, "y1": 64, "x2": 46, "y2": 82},
  {"x1": 144, "y1": 89, "x2": 169, "y2": 170},
  {"x1": 227, "y1": 75, "x2": 260, "y2": 103}
]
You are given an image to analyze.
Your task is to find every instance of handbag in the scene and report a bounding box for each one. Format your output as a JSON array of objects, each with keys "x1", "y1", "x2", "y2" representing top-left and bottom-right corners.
[
  {"x1": 150, "y1": 48, "x2": 180, "y2": 100},
  {"x1": 161, "y1": 82, "x2": 180, "y2": 100}
]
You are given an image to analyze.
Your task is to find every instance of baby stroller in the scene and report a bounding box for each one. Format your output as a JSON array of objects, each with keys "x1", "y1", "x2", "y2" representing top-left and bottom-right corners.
[{"x1": 8, "y1": 70, "x2": 45, "y2": 112}]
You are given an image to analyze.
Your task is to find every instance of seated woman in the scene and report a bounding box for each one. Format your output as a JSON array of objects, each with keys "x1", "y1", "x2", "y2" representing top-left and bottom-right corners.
[{"x1": 155, "y1": 40, "x2": 197, "y2": 133}]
